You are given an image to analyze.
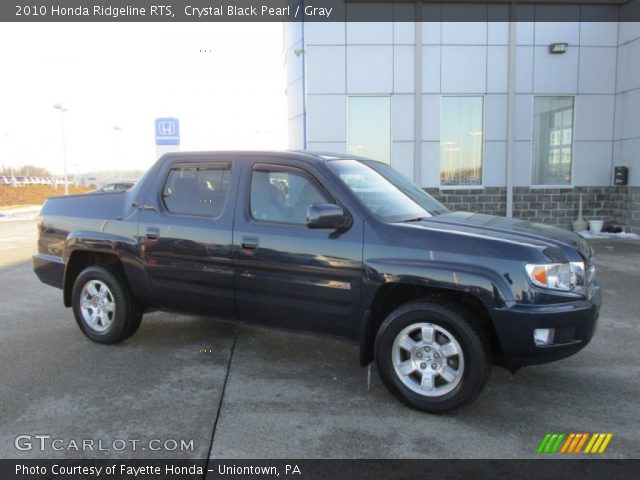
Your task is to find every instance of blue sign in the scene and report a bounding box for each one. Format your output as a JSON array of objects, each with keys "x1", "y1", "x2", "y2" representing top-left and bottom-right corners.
[{"x1": 155, "y1": 118, "x2": 180, "y2": 146}]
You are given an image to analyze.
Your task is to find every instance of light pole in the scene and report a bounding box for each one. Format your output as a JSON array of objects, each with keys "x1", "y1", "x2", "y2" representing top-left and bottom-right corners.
[
  {"x1": 113, "y1": 125, "x2": 123, "y2": 178},
  {"x1": 2, "y1": 131, "x2": 14, "y2": 185},
  {"x1": 468, "y1": 131, "x2": 483, "y2": 182},
  {"x1": 441, "y1": 141, "x2": 456, "y2": 184},
  {"x1": 53, "y1": 103, "x2": 69, "y2": 195}
]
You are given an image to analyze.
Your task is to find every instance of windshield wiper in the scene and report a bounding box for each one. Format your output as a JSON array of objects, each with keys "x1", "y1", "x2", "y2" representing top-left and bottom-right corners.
[{"x1": 400, "y1": 217, "x2": 429, "y2": 223}]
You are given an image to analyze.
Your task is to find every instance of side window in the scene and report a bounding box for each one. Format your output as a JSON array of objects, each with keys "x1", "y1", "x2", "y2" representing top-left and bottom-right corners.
[
  {"x1": 250, "y1": 165, "x2": 331, "y2": 225},
  {"x1": 163, "y1": 164, "x2": 231, "y2": 217}
]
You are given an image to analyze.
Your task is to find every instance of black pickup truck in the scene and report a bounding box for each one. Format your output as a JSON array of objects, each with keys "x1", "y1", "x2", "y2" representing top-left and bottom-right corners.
[{"x1": 33, "y1": 151, "x2": 601, "y2": 412}]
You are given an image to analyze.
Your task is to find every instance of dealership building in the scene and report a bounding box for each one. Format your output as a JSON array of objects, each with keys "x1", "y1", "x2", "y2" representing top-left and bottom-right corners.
[{"x1": 284, "y1": 1, "x2": 640, "y2": 233}]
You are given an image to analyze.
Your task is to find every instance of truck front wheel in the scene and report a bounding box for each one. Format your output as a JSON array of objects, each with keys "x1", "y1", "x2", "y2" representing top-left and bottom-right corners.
[
  {"x1": 71, "y1": 266, "x2": 142, "y2": 344},
  {"x1": 374, "y1": 301, "x2": 491, "y2": 413}
]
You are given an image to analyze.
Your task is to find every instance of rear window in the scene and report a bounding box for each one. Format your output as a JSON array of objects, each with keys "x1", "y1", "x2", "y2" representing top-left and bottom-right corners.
[{"x1": 162, "y1": 164, "x2": 231, "y2": 217}]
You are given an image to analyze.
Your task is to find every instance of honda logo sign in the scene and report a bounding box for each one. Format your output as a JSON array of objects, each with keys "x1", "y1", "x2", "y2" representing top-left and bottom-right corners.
[{"x1": 155, "y1": 118, "x2": 180, "y2": 146}]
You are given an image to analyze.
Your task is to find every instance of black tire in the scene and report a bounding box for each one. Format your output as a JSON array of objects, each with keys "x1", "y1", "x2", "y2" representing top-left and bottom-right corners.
[
  {"x1": 71, "y1": 266, "x2": 142, "y2": 344},
  {"x1": 374, "y1": 300, "x2": 491, "y2": 413},
  {"x1": 122, "y1": 306, "x2": 143, "y2": 340}
]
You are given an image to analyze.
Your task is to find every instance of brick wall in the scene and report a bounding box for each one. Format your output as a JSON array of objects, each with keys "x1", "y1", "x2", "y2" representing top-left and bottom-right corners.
[
  {"x1": 424, "y1": 186, "x2": 639, "y2": 234},
  {"x1": 425, "y1": 187, "x2": 507, "y2": 217},
  {"x1": 628, "y1": 187, "x2": 640, "y2": 234}
]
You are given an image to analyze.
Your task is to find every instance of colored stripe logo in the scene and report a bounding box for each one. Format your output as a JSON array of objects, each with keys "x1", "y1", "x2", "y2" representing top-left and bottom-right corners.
[{"x1": 537, "y1": 433, "x2": 613, "y2": 454}]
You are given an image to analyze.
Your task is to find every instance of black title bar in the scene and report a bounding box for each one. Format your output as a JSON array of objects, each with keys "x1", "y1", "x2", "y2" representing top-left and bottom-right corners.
[
  {"x1": 2, "y1": 459, "x2": 640, "y2": 480},
  {"x1": 2, "y1": 0, "x2": 640, "y2": 22}
]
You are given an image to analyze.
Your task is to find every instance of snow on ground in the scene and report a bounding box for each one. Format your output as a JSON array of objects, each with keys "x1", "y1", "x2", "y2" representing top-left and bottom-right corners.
[
  {"x1": 578, "y1": 230, "x2": 640, "y2": 240},
  {"x1": 0, "y1": 205, "x2": 41, "y2": 221}
]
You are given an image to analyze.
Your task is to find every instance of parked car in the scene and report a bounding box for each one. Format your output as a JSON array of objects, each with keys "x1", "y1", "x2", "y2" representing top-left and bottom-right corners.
[
  {"x1": 91, "y1": 181, "x2": 136, "y2": 193},
  {"x1": 32, "y1": 151, "x2": 601, "y2": 412},
  {"x1": 0, "y1": 176, "x2": 11, "y2": 186},
  {"x1": 13, "y1": 176, "x2": 27, "y2": 186}
]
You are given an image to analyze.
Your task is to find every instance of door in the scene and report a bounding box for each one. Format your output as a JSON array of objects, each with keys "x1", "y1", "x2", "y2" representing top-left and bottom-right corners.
[
  {"x1": 138, "y1": 160, "x2": 236, "y2": 317},
  {"x1": 233, "y1": 160, "x2": 364, "y2": 338}
]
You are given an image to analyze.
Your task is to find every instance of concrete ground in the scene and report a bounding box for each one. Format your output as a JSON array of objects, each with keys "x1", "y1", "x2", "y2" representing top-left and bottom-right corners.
[{"x1": 0, "y1": 219, "x2": 639, "y2": 459}]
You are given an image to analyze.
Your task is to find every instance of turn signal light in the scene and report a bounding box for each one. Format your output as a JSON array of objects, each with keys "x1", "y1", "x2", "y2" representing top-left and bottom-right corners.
[
  {"x1": 525, "y1": 262, "x2": 585, "y2": 292},
  {"x1": 529, "y1": 265, "x2": 548, "y2": 286}
]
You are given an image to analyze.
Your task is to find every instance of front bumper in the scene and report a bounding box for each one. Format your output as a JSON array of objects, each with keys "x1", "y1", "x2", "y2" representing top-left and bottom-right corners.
[{"x1": 491, "y1": 282, "x2": 602, "y2": 367}]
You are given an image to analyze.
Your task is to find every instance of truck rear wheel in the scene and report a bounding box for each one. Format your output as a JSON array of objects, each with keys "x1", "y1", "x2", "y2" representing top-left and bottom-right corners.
[
  {"x1": 71, "y1": 266, "x2": 142, "y2": 344},
  {"x1": 374, "y1": 301, "x2": 491, "y2": 413}
]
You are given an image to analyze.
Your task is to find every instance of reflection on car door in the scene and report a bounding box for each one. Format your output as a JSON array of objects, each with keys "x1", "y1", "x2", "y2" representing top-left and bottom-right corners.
[
  {"x1": 233, "y1": 160, "x2": 364, "y2": 338},
  {"x1": 139, "y1": 161, "x2": 236, "y2": 316}
]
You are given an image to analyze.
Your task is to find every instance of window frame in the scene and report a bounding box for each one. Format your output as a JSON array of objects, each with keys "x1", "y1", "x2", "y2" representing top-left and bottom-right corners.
[
  {"x1": 531, "y1": 95, "x2": 576, "y2": 189},
  {"x1": 439, "y1": 94, "x2": 486, "y2": 190},
  {"x1": 346, "y1": 94, "x2": 393, "y2": 166},
  {"x1": 160, "y1": 161, "x2": 232, "y2": 219},
  {"x1": 248, "y1": 163, "x2": 338, "y2": 227}
]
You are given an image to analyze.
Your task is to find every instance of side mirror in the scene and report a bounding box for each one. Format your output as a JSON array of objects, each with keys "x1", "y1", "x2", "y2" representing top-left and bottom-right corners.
[{"x1": 306, "y1": 203, "x2": 350, "y2": 231}]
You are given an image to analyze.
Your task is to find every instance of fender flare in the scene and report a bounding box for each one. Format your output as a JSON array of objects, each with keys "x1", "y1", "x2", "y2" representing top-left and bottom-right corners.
[
  {"x1": 358, "y1": 262, "x2": 514, "y2": 366},
  {"x1": 62, "y1": 231, "x2": 147, "y2": 306}
]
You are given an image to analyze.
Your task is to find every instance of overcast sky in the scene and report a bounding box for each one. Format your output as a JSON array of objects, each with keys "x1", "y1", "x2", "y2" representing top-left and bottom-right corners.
[{"x1": 0, "y1": 23, "x2": 287, "y2": 175}]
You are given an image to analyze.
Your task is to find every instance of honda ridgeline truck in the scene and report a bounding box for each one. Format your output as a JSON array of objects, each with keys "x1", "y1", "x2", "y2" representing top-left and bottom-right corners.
[{"x1": 33, "y1": 151, "x2": 601, "y2": 412}]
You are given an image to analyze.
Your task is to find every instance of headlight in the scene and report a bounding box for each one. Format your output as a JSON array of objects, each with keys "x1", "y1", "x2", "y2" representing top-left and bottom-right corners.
[{"x1": 525, "y1": 261, "x2": 586, "y2": 293}]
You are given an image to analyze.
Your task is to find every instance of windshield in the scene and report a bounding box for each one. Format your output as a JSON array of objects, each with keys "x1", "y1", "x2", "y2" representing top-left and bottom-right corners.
[{"x1": 327, "y1": 159, "x2": 448, "y2": 222}]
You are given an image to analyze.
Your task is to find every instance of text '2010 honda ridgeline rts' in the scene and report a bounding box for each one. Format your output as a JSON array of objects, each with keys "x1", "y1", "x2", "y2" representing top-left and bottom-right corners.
[{"x1": 33, "y1": 151, "x2": 601, "y2": 412}]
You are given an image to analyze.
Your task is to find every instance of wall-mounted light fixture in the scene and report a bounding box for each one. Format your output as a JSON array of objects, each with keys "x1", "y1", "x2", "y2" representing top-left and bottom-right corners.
[
  {"x1": 549, "y1": 43, "x2": 568, "y2": 54},
  {"x1": 294, "y1": 48, "x2": 305, "y2": 57}
]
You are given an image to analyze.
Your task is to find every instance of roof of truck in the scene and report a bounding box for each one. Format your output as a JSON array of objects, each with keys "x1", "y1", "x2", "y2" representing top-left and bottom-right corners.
[{"x1": 158, "y1": 150, "x2": 377, "y2": 165}]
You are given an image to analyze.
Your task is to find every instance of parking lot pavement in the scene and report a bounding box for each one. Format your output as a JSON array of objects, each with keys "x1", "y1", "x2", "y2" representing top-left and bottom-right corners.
[
  {"x1": 0, "y1": 220, "x2": 38, "y2": 269},
  {"x1": 210, "y1": 239, "x2": 640, "y2": 459},
  {"x1": 0, "y1": 260, "x2": 237, "y2": 459},
  {"x1": 0, "y1": 221, "x2": 237, "y2": 459},
  {"x1": 1, "y1": 220, "x2": 639, "y2": 459}
]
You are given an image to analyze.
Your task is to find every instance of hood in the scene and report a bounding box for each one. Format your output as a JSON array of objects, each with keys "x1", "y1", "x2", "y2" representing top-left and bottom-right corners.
[{"x1": 417, "y1": 211, "x2": 593, "y2": 262}]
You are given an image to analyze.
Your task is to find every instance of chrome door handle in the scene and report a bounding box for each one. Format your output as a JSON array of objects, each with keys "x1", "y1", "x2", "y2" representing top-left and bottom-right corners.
[
  {"x1": 241, "y1": 236, "x2": 259, "y2": 249},
  {"x1": 146, "y1": 227, "x2": 160, "y2": 239}
]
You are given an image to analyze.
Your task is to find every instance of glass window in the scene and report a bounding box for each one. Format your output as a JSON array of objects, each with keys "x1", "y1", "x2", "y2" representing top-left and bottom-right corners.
[
  {"x1": 162, "y1": 164, "x2": 231, "y2": 217},
  {"x1": 327, "y1": 159, "x2": 448, "y2": 222},
  {"x1": 532, "y1": 96, "x2": 574, "y2": 185},
  {"x1": 250, "y1": 165, "x2": 331, "y2": 225},
  {"x1": 440, "y1": 96, "x2": 484, "y2": 186},
  {"x1": 347, "y1": 96, "x2": 391, "y2": 164}
]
